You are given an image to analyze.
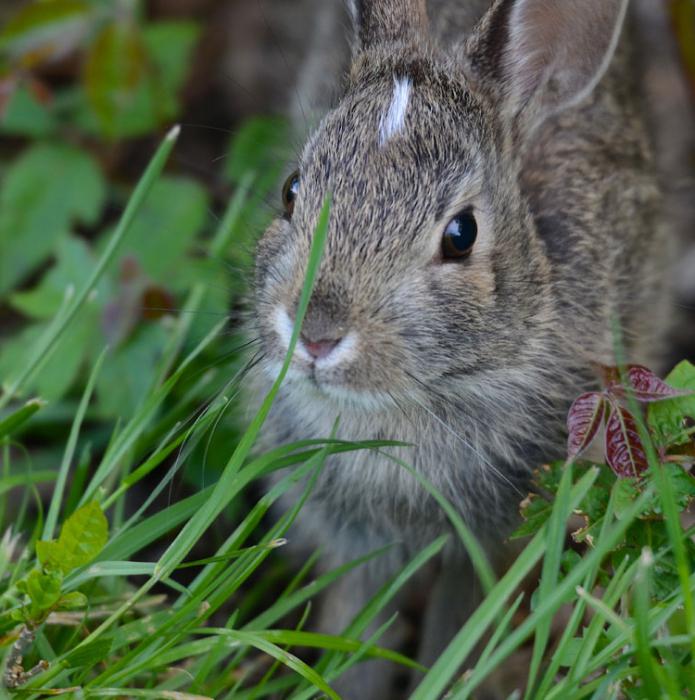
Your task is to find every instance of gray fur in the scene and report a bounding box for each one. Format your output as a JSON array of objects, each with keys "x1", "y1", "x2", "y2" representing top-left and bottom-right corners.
[{"x1": 247, "y1": 1, "x2": 673, "y2": 696}]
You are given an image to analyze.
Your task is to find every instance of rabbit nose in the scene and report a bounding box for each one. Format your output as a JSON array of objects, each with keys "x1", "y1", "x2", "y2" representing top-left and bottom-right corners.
[{"x1": 301, "y1": 334, "x2": 342, "y2": 360}]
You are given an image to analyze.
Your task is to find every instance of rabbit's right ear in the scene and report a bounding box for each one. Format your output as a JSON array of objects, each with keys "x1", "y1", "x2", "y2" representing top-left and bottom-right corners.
[
  {"x1": 465, "y1": 0, "x2": 629, "y2": 135},
  {"x1": 347, "y1": 0, "x2": 429, "y2": 51}
]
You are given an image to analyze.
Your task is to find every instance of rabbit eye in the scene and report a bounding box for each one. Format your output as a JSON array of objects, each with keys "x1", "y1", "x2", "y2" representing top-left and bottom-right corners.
[
  {"x1": 441, "y1": 209, "x2": 477, "y2": 260},
  {"x1": 282, "y1": 170, "x2": 300, "y2": 217}
]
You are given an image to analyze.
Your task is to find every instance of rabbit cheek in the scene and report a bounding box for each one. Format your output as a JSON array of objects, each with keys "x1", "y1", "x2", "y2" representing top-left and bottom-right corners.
[{"x1": 436, "y1": 255, "x2": 497, "y2": 308}]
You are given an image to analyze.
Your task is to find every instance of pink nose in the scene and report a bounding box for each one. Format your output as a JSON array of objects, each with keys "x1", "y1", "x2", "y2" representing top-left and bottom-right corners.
[{"x1": 302, "y1": 336, "x2": 341, "y2": 360}]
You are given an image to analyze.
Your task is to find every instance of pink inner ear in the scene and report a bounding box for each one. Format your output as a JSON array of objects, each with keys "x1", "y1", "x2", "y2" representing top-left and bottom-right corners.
[{"x1": 502, "y1": 0, "x2": 628, "y2": 117}]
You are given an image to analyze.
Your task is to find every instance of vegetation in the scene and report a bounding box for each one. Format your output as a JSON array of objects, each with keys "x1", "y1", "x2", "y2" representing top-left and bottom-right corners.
[{"x1": 1, "y1": 2, "x2": 694, "y2": 698}]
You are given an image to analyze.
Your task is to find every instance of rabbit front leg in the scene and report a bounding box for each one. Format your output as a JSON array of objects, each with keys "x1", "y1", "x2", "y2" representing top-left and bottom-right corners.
[
  {"x1": 415, "y1": 555, "x2": 483, "y2": 671},
  {"x1": 317, "y1": 554, "x2": 413, "y2": 700}
]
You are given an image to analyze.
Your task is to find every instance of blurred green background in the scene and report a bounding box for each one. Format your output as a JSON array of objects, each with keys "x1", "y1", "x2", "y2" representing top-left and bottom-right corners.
[{"x1": 0, "y1": 0, "x2": 307, "y2": 495}]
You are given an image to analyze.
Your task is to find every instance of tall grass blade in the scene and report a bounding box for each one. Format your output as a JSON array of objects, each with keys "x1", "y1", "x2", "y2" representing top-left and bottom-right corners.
[{"x1": 0, "y1": 126, "x2": 181, "y2": 411}]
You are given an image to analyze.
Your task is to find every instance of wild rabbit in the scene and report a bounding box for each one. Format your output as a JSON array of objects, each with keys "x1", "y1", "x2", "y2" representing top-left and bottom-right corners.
[{"x1": 248, "y1": 0, "x2": 672, "y2": 696}]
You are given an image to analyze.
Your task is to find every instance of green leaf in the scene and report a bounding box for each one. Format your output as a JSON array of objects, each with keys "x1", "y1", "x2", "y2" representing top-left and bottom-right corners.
[
  {"x1": 0, "y1": 302, "x2": 97, "y2": 401},
  {"x1": 37, "y1": 500, "x2": 109, "y2": 574},
  {"x1": 612, "y1": 477, "x2": 640, "y2": 520},
  {"x1": 95, "y1": 323, "x2": 171, "y2": 418},
  {"x1": 0, "y1": 0, "x2": 91, "y2": 63},
  {"x1": 0, "y1": 143, "x2": 106, "y2": 295},
  {"x1": 648, "y1": 361, "x2": 695, "y2": 444},
  {"x1": 56, "y1": 591, "x2": 88, "y2": 610},
  {"x1": 0, "y1": 397, "x2": 46, "y2": 439},
  {"x1": 511, "y1": 493, "x2": 553, "y2": 539},
  {"x1": 0, "y1": 83, "x2": 57, "y2": 136},
  {"x1": 648, "y1": 463, "x2": 695, "y2": 513},
  {"x1": 19, "y1": 568, "x2": 63, "y2": 617},
  {"x1": 81, "y1": 20, "x2": 199, "y2": 138},
  {"x1": 0, "y1": 127, "x2": 181, "y2": 412},
  {"x1": 63, "y1": 637, "x2": 113, "y2": 668},
  {"x1": 35, "y1": 539, "x2": 65, "y2": 572},
  {"x1": 113, "y1": 176, "x2": 209, "y2": 284},
  {"x1": 224, "y1": 116, "x2": 291, "y2": 191},
  {"x1": 141, "y1": 21, "x2": 200, "y2": 120},
  {"x1": 10, "y1": 235, "x2": 98, "y2": 319},
  {"x1": 83, "y1": 20, "x2": 148, "y2": 137}
]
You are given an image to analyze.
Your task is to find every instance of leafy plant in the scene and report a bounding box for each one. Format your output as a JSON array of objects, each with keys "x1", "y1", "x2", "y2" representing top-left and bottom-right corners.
[
  {"x1": 567, "y1": 364, "x2": 692, "y2": 475},
  {"x1": 5, "y1": 501, "x2": 107, "y2": 689},
  {"x1": 0, "y1": 0, "x2": 200, "y2": 139},
  {"x1": 497, "y1": 362, "x2": 695, "y2": 699}
]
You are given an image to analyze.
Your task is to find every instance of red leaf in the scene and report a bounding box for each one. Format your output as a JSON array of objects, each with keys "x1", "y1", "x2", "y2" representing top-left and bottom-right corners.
[
  {"x1": 567, "y1": 392, "x2": 607, "y2": 458},
  {"x1": 604, "y1": 405, "x2": 648, "y2": 478},
  {"x1": 604, "y1": 364, "x2": 691, "y2": 403},
  {"x1": 623, "y1": 365, "x2": 691, "y2": 402}
]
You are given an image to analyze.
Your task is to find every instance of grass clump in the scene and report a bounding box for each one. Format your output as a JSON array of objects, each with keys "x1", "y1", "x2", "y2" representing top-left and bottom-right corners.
[{"x1": 0, "y1": 63, "x2": 693, "y2": 700}]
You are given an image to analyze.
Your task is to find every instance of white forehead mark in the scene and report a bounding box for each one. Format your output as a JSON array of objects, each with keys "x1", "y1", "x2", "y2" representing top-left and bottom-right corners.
[{"x1": 379, "y1": 76, "x2": 412, "y2": 146}]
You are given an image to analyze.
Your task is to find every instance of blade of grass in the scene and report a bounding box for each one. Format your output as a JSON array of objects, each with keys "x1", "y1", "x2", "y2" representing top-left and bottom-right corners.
[
  {"x1": 579, "y1": 570, "x2": 695, "y2": 684},
  {"x1": 152, "y1": 196, "x2": 331, "y2": 582},
  {"x1": 153, "y1": 173, "x2": 253, "y2": 387},
  {"x1": 198, "y1": 628, "x2": 422, "y2": 671},
  {"x1": 0, "y1": 398, "x2": 46, "y2": 439},
  {"x1": 84, "y1": 444, "x2": 334, "y2": 688},
  {"x1": 631, "y1": 547, "x2": 674, "y2": 698},
  {"x1": 547, "y1": 555, "x2": 636, "y2": 698},
  {"x1": 533, "y1": 472, "x2": 622, "y2": 699},
  {"x1": 43, "y1": 349, "x2": 106, "y2": 540},
  {"x1": 0, "y1": 126, "x2": 181, "y2": 411},
  {"x1": 86, "y1": 690, "x2": 212, "y2": 699},
  {"x1": 247, "y1": 602, "x2": 312, "y2": 700},
  {"x1": 380, "y1": 451, "x2": 496, "y2": 594},
  {"x1": 245, "y1": 545, "x2": 394, "y2": 632},
  {"x1": 93, "y1": 487, "x2": 213, "y2": 564},
  {"x1": 0, "y1": 470, "x2": 56, "y2": 496},
  {"x1": 217, "y1": 630, "x2": 339, "y2": 700},
  {"x1": 524, "y1": 460, "x2": 574, "y2": 699},
  {"x1": 574, "y1": 585, "x2": 631, "y2": 635},
  {"x1": 291, "y1": 534, "x2": 449, "y2": 700},
  {"x1": 80, "y1": 318, "x2": 226, "y2": 505},
  {"x1": 409, "y1": 466, "x2": 598, "y2": 700},
  {"x1": 318, "y1": 614, "x2": 409, "y2": 692},
  {"x1": 469, "y1": 593, "x2": 524, "y2": 678},
  {"x1": 613, "y1": 322, "x2": 695, "y2": 663},
  {"x1": 449, "y1": 488, "x2": 654, "y2": 700}
]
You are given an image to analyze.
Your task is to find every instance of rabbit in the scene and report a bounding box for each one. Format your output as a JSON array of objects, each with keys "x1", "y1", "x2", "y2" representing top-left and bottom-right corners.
[{"x1": 247, "y1": 0, "x2": 673, "y2": 696}]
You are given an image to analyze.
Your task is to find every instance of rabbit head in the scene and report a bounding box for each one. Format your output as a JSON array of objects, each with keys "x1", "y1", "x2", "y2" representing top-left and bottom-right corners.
[{"x1": 252, "y1": 0, "x2": 629, "y2": 418}]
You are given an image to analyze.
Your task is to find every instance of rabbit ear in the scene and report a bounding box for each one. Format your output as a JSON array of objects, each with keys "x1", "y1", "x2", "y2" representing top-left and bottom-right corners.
[
  {"x1": 347, "y1": 0, "x2": 429, "y2": 50},
  {"x1": 465, "y1": 0, "x2": 629, "y2": 132}
]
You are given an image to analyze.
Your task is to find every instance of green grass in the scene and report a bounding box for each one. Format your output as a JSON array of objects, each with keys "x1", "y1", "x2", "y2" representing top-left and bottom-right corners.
[{"x1": 0, "y1": 131, "x2": 693, "y2": 700}]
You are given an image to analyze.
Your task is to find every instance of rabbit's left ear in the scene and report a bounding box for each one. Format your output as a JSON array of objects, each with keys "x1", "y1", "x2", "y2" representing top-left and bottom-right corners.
[
  {"x1": 465, "y1": 0, "x2": 629, "y2": 133},
  {"x1": 347, "y1": 0, "x2": 429, "y2": 51}
]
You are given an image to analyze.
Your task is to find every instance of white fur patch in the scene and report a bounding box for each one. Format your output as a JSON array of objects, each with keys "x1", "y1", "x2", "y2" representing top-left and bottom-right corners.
[
  {"x1": 315, "y1": 332, "x2": 358, "y2": 369},
  {"x1": 273, "y1": 306, "x2": 311, "y2": 362},
  {"x1": 379, "y1": 76, "x2": 412, "y2": 146},
  {"x1": 272, "y1": 306, "x2": 359, "y2": 369}
]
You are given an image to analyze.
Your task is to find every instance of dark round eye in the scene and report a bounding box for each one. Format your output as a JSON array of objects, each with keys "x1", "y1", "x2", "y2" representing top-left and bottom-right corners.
[
  {"x1": 441, "y1": 209, "x2": 478, "y2": 259},
  {"x1": 282, "y1": 170, "x2": 300, "y2": 217}
]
